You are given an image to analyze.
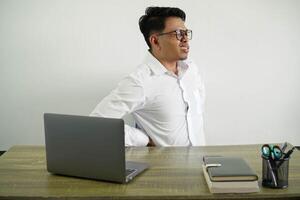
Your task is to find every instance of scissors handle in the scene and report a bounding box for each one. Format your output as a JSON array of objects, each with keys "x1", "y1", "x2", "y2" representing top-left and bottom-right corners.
[
  {"x1": 261, "y1": 144, "x2": 282, "y2": 160},
  {"x1": 272, "y1": 145, "x2": 283, "y2": 160}
]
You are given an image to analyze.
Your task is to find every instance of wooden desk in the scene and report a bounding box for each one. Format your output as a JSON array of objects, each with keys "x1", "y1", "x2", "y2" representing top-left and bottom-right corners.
[{"x1": 0, "y1": 145, "x2": 299, "y2": 200}]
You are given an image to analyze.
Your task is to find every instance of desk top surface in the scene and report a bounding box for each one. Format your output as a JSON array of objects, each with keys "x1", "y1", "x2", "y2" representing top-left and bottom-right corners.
[{"x1": 0, "y1": 144, "x2": 299, "y2": 200}]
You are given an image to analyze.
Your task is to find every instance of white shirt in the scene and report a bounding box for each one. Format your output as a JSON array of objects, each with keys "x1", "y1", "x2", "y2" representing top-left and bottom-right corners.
[{"x1": 90, "y1": 51, "x2": 205, "y2": 146}]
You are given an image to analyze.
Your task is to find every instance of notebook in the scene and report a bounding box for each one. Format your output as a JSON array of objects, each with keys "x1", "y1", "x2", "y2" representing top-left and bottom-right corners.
[
  {"x1": 44, "y1": 113, "x2": 149, "y2": 183},
  {"x1": 203, "y1": 156, "x2": 258, "y2": 181},
  {"x1": 202, "y1": 156, "x2": 259, "y2": 193}
]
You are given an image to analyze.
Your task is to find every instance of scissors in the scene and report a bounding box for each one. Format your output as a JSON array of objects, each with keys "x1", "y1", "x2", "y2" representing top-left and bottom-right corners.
[
  {"x1": 261, "y1": 144, "x2": 283, "y2": 161},
  {"x1": 261, "y1": 144, "x2": 283, "y2": 187}
]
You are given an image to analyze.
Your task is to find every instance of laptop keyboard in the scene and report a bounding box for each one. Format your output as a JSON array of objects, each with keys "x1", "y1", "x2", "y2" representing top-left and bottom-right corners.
[{"x1": 126, "y1": 168, "x2": 136, "y2": 176}]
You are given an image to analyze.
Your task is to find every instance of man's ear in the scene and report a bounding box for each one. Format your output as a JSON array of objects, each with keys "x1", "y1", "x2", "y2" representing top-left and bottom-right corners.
[{"x1": 149, "y1": 35, "x2": 160, "y2": 50}]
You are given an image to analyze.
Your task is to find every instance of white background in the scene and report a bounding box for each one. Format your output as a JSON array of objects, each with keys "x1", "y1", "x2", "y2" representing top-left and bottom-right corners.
[{"x1": 1, "y1": 0, "x2": 299, "y2": 150}]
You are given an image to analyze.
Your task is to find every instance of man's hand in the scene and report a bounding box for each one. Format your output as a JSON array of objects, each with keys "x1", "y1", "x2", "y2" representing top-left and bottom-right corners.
[{"x1": 147, "y1": 137, "x2": 155, "y2": 147}]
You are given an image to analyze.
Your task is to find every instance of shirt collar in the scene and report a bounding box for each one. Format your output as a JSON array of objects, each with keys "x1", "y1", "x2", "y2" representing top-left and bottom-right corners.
[
  {"x1": 144, "y1": 51, "x2": 190, "y2": 76},
  {"x1": 144, "y1": 51, "x2": 167, "y2": 75}
]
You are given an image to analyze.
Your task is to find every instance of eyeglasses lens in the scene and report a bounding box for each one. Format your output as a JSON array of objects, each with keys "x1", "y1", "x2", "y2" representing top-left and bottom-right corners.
[{"x1": 176, "y1": 30, "x2": 192, "y2": 40}]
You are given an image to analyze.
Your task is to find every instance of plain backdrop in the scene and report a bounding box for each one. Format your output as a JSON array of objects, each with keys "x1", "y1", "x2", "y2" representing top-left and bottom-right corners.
[{"x1": 0, "y1": 0, "x2": 299, "y2": 150}]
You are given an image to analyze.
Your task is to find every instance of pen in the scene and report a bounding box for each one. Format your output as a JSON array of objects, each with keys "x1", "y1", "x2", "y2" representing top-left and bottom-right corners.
[
  {"x1": 283, "y1": 147, "x2": 296, "y2": 159},
  {"x1": 277, "y1": 146, "x2": 296, "y2": 168},
  {"x1": 280, "y1": 142, "x2": 288, "y2": 153}
]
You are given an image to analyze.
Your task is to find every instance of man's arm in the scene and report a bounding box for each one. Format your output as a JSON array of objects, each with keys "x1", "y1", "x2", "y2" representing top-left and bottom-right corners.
[{"x1": 90, "y1": 75, "x2": 149, "y2": 146}]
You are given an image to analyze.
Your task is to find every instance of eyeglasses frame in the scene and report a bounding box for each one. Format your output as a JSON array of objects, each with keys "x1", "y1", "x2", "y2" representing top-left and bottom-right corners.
[{"x1": 157, "y1": 29, "x2": 192, "y2": 41}]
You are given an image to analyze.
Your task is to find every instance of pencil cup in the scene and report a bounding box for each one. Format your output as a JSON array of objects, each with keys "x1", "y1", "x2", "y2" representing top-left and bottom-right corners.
[{"x1": 262, "y1": 156, "x2": 289, "y2": 188}]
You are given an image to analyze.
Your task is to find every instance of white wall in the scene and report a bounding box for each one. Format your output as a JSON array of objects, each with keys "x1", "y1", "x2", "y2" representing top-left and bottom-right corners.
[{"x1": 0, "y1": 0, "x2": 299, "y2": 150}]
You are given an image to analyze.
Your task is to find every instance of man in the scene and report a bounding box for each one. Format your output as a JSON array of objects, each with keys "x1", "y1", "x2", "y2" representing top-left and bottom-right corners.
[{"x1": 90, "y1": 7, "x2": 205, "y2": 146}]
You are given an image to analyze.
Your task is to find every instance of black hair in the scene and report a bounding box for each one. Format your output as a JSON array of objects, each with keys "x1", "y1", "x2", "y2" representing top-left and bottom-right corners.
[{"x1": 139, "y1": 7, "x2": 186, "y2": 49}]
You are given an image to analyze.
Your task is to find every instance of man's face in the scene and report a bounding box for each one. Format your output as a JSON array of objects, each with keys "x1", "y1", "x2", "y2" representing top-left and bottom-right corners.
[{"x1": 157, "y1": 17, "x2": 190, "y2": 61}]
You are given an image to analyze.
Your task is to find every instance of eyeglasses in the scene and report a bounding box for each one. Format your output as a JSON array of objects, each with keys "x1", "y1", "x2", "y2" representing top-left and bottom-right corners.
[{"x1": 157, "y1": 29, "x2": 192, "y2": 41}]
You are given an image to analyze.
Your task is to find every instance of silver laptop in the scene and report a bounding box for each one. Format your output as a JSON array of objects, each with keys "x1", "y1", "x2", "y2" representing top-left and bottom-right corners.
[{"x1": 44, "y1": 113, "x2": 149, "y2": 183}]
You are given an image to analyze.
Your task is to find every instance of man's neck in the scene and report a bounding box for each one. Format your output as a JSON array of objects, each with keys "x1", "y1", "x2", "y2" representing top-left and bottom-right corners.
[
  {"x1": 160, "y1": 59, "x2": 178, "y2": 75},
  {"x1": 150, "y1": 50, "x2": 178, "y2": 75}
]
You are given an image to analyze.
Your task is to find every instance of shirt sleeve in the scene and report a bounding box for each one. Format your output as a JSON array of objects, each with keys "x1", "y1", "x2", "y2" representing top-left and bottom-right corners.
[{"x1": 90, "y1": 75, "x2": 149, "y2": 146}]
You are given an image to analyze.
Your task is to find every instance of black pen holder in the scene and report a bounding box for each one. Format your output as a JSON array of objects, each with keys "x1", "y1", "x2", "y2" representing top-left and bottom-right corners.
[{"x1": 262, "y1": 156, "x2": 289, "y2": 188}]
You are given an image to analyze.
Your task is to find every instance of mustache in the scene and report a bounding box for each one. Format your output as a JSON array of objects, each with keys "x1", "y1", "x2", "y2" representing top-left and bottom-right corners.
[{"x1": 179, "y1": 44, "x2": 189, "y2": 48}]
